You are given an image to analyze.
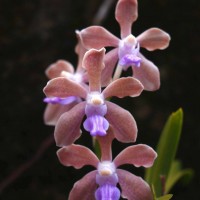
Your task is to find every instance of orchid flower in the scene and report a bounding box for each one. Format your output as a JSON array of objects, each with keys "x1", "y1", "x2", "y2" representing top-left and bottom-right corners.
[
  {"x1": 43, "y1": 48, "x2": 144, "y2": 146},
  {"x1": 79, "y1": 0, "x2": 171, "y2": 91},
  {"x1": 43, "y1": 31, "x2": 88, "y2": 125},
  {"x1": 57, "y1": 131, "x2": 157, "y2": 200}
]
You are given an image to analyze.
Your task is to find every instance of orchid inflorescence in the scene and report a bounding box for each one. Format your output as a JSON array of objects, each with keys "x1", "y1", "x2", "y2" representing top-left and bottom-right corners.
[{"x1": 43, "y1": 0, "x2": 170, "y2": 199}]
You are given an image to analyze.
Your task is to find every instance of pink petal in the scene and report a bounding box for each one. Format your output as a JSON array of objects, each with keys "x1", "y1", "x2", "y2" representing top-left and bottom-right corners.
[
  {"x1": 137, "y1": 28, "x2": 171, "y2": 51},
  {"x1": 43, "y1": 101, "x2": 78, "y2": 126},
  {"x1": 54, "y1": 102, "x2": 86, "y2": 147},
  {"x1": 75, "y1": 30, "x2": 87, "y2": 73},
  {"x1": 80, "y1": 26, "x2": 119, "y2": 49},
  {"x1": 102, "y1": 77, "x2": 143, "y2": 99},
  {"x1": 97, "y1": 128, "x2": 115, "y2": 161},
  {"x1": 82, "y1": 48, "x2": 105, "y2": 92},
  {"x1": 43, "y1": 77, "x2": 87, "y2": 99},
  {"x1": 101, "y1": 48, "x2": 119, "y2": 87},
  {"x1": 57, "y1": 145, "x2": 99, "y2": 169},
  {"x1": 132, "y1": 53, "x2": 160, "y2": 91},
  {"x1": 105, "y1": 101, "x2": 137, "y2": 143},
  {"x1": 45, "y1": 60, "x2": 74, "y2": 79},
  {"x1": 117, "y1": 169, "x2": 153, "y2": 200},
  {"x1": 115, "y1": 0, "x2": 138, "y2": 38},
  {"x1": 114, "y1": 144, "x2": 157, "y2": 168},
  {"x1": 69, "y1": 171, "x2": 97, "y2": 200}
]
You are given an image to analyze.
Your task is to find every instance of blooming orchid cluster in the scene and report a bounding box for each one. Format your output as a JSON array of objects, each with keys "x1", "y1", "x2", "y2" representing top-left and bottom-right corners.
[{"x1": 43, "y1": 0, "x2": 170, "y2": 199}]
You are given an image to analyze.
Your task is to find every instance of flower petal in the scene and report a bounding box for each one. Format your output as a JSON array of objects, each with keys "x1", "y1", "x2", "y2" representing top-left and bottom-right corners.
[
  {"x1": 43, "y1": 101, "x2": 78, "y2": 126},
  {"x1": 75, "y1": 30, "x2": 87, "y2": 73},
  {"x1": 45, "y1": 60, "x2": 74, "y2": 79},
  {"x1": 114, "y1": 144, "x2": 157, "y2": 168},
  {"x1": 43, "y1": 77, "x2": 87, "y2": 99},
  {"x1": 115, "y1": 0, "x2": 138, "y2": 38},
  {"x1": 102, "y1": 77, "x2": 143, "y2": 99},
  {"x1": 43, "y1": 96, "x2": 77, "y2": 105},
  {"x1": 117, "y1": 169, "x2": 153, "y2": 200},
  {"x1": 132, "y1": 53, "x2": 160, "y2": 91},
  {"x1": 97, "y1": 128, "x2": 115, "y2": 161},
  {"x1": 80, "y1": 26, "x2": 119, "y2": 49},
  {"x1": 105, "y1": 101, "x2": 137, "y2": 143},
  {"x1": 57, "y1": 144, "x2": 99, "y2": 169},
  {"x1": 101, "y1": 48, "x2": 119, "y2": 87},
  {"x1": 69, "y1": 171, "x2": 97, "y2": 200},
  {"x1": 54, "y1": 101, "x2": 86, "y2": 147},
  {"x1": 137, "y1": 28, "x2": 171, "y2": 51},
  {"x1": 82, "y1": 48, "x2": 105, "y2": 92}
]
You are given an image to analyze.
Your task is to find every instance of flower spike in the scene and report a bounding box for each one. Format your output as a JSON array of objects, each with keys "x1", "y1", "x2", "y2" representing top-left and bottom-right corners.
[{"x1": 41, "y1": 0, "x2": 172, "y2": 199}]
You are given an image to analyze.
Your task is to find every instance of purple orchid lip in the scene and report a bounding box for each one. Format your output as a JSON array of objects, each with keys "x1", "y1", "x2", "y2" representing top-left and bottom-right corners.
[
  {"x1": 119, "y1": 54, "x2": 141, "y2": 70},
  {"x1": 43, "y1": 96, "x2": 77, "y2": 105},
  {"x1": 95, "y1": 184, "x2": 120, "y2": 200},
  {"x1": 118, "y1": 35, "x2": 141, "y2": 70},
  {"x1": 84, "y1": 102, "x2": 109, "y2": 136},
  {"x1": 95, "y1": 161, "x2": 120, "y2": 200},
  {"x1": 83, "y1": 115, "x2": 109, "y2": 136}
]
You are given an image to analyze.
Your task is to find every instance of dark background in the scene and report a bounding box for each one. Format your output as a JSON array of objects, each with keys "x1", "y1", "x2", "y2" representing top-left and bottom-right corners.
[{"x1": 1, "y1": 0, "x2": 200, "y2": 199}]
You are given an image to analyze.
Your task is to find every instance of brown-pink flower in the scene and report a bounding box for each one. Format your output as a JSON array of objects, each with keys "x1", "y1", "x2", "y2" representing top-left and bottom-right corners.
[
  {"x1": 43, "y1": 48, "x2": 144, "y2": 146},
  {"x1": 79, "y1": 0, "x2": 170, "y2": 91},
  {"x1": 57, "y1": 131, "x2": 157, "y2": 200},
  {"x1": 43, "y1": 31, "x2": 88, "y2": 126}
]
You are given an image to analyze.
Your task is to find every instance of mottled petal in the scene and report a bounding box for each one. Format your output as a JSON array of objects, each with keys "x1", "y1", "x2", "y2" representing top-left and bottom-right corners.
[
  {"x1": 43, "y1": 77, "x2": 87, "y2": 99},
  {"x1": 133, "y1": 53, "x2": 160, "y2": 91},
  {"x1": 106, "y1": 101, "x2": 137, "y2": 143},
  {"x1": 103, "y1": 77, "x2": 143, "y2": 99},
  {"x1": 115, "y1": 0, "x2": 138, "y2": 38},
  {"x1": 95, "y1": 184, "x2": 120, "y2": 200},
  {"x1": 80, "y1": 26, "x2": 119, "y2": 49},
  {"x1": 45, "y1": 60, "x2": 74, "y2": 79},
  {"x1": 114, "y1": 144, "x2": 157, "y2": 168},
  {"x1": 82, "y1": 48, "x2": 105, "y2": 92},
  {"x1": 69, "y1": 171, "x2": 97, "y2": 200},
  {"x1": 43, "y1": 100, "x2": 78, "y2": 126},
  {"x1": 101, "y1": 48, "x2": 119, "y2": 87},
  {"x1": 57, "y1": 144, "x2": 99, "y2": 169},
  {"x1": 54, "y1": 102, "x2": 86, "y2": 147},
  {"x1": 137, "y1": 28, "x2": 171, "y2": 51},
  {"x1": 117, "y1": 169, "x2": 153, "y2": 200}
]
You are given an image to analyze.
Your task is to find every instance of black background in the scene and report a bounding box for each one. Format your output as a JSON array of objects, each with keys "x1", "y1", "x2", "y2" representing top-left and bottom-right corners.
[{"x1": 1, "y1": 0, "x2": 200, "y2": 199}]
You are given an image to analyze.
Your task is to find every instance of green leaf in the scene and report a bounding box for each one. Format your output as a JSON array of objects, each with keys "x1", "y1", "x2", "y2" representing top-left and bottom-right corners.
[
  {"x1": 151, "y1": 185, "x2": 157, "y2": 200},
  {"x1": 165, "y1": 160, "x2": 194, "y2": 193},
  {"x1": 157, "y1": 194, "x2": 173, "y2": 200},
  {"x1": 145, "y1": 108, "x2": 183, "y2": 196},
  {"x1": 151, "y1": 185, "x2": 173, "y2": 200}
]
